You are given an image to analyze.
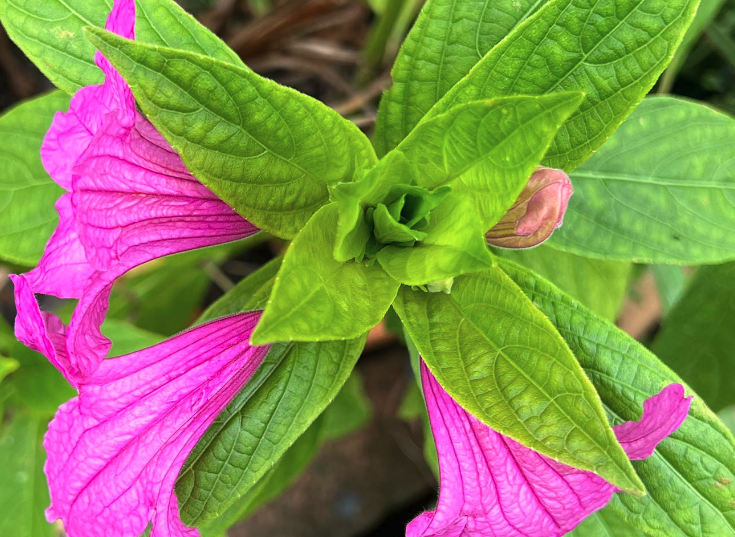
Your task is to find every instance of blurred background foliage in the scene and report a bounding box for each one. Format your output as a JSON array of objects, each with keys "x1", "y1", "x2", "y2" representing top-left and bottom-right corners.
[{"x1": 0, "y1": 0, "x2": 733, "y2": 536}]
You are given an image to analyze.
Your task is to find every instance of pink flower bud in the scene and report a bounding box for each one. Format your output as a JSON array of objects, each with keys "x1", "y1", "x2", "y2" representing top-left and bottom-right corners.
[{"x1": 486, "y1": 166, "x2": 573, "y2": 249}]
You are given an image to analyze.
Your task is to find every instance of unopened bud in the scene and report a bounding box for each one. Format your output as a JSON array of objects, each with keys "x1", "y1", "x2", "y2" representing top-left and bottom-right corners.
[{"x1": 486, "y1": 167, "x2": 572, "y2": 249}]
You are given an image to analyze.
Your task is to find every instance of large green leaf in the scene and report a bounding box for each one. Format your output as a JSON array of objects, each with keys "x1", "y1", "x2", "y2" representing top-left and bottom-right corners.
[
  {"x1": 500, "y1": 257, "x2": 735, "y2": 537},
  {"x1": 419, "y1": 0, "x2": 700, "y2": 172},
  {"x1": 494, "y1": 245, "x2": 631, "y2": 321},
  {"x1": 570, "y1": 506, "x2": 647, "y2": 537},
  {"x1": 550, "y1": 97, "x2": 735, "y2": 264},
  {"x1": 176, "y1": 335, "x2": 367, "y2": 526},
  {"x1": 0, "y1": 413, "x2": 53, "y2": 537},
  {"x1": 198, "y1": 416, "x2": 325, "y2": 536},
  {"x1": 393, "y1": 268, "x2": 644, "y2": 494},
  {"x1": 374, "y1": 0, "x2": 548, "y2": 155},
  {"x1": 199, "y1": 369, "x2": 371, "y2": 535},
  {"x1": 87, "y1": 28, "x2": 377, "y2": 239},
  {"x1": 0, "y1": 91, "x2": 69, "y2": 266},
  {"x1": 652, "y1": 262, "x2": 735, "y2": 412},
  {"x1": 251, "y1": 204, "x2": 399, "y2": 344},
  {"x1": 395, "y1": 93, "x2": 583, "y2": 227},
  {"x1": 0, "y1": 0, "x2": 243, "y2": 94}
]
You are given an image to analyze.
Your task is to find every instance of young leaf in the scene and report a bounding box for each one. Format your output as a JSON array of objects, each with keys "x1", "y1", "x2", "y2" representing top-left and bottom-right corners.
[
  {"x1": 375, "y1": 0, "x2": 546, "y2": 155},
  {"x1": 0, "y1": 0, "x2": 243, "y2": 94},
  {"x1": 86, "y1": 28, "x2": 377, "y2": 239},
  {"x1": 500, "y1": 257, "x2": 735, "y2": 537},
  {"x1": 652, "y1": 262, "x2": 735, "y2": 412},
  {"x1": 393, "y1": 268, "x2": 645, "y2": 494},
  {"x1": 0, "y1": 413, "x2": 54, "y2": 537},
  {"x1": 375, "y1": 192, "x2": 495, "y2": 285},
  {"x1": 550, "y1": 97, "x2": 735, "y2": 264},
  {"x1": 176, "y1": 335, "x2": 367, "y2": 526},
  {"x1": 0, "y1": 91, "x2": 69, "y2": 266},
  {"x1": 331, "y1": 151, "x2": 414, "y2": 263},
  {"x1": 493, "y1": 245, "x2": 631, "y2": 322},
  {"x1": 198, "y1": 257, "x2": 283, "y2": 323},
  {"x1": 395, "y1": 93, "x2": 584, "y2": 228},
  {"x1": 421, "y1": 0, "x2": 701, "y2": 171},
  {"x1": 251, "y1": 204, "x2": 400, "y2": 344}
]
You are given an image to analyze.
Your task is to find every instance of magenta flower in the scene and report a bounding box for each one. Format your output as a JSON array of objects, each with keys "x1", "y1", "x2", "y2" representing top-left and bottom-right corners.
[
  {"x1": 408, "y1": 362, "x2": 691, "y2": 537},
  {"x1": 13, "y1": 0, "x2": 257, "y2": 385},
  {"x1": 16, "y1": 284, "x2": 270, "y2": 537},
  {"x1": 486, "y1": 167, "x2": 573, "y2": 249}
]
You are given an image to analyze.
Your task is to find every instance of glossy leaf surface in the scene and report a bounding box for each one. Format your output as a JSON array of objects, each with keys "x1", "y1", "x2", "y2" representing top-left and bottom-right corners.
[
  {"x1": 394, "y1": 268, "x2": 644, "y2": 494},
  {"x1": 501, "y1": 258, "x2": 735, "y2": 537},
  {"x1": 87, "y1": 28, "x2": 376, "y2": 239}
]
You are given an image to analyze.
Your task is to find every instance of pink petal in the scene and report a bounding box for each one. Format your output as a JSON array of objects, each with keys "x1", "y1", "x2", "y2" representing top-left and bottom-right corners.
[
  {"x1": 408, "y1": 362, "x2": 691, "y2": 537},
  {"x1": 23, "y1": 194, "x2": 95, "y2": 299},
  {"x1": 40, "y1": 0, "x2": 136, "y2": 191},
  {"x1": 44, "y1": 312, "x2": 270, "y2": 537},
  {"x1": 9, "y1": 274, "x2": 76, "y2": 387},
  {"x1": 20, "y1": 0, "x2": 259, "y2": 381}
]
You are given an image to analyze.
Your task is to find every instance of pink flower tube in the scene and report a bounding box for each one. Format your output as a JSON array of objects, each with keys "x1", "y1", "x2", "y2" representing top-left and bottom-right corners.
[
  {"x1": 409, "y1": 361, "x2": 692, "y2": 537},
  {"x1": 12, "y1": 0, "x2": 257, "y2": 384},
  {"x1": 39, "y1": 312, "x2": 270, "y2": 537}
]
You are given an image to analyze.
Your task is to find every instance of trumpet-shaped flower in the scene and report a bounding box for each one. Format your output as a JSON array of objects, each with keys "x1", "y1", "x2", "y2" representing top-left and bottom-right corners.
[
  {"x1": 486, "y1": 167, "x2": 573, "y2": 249},
  {"x1": 20, "y1": 296, "x2": 270, "y2": 537},
  {"x1": 15, "y1": 0, "x2": 257, "y2": 384},
  {"x1": 409, "y1": 362, "x2": 692, "y2": 537}
]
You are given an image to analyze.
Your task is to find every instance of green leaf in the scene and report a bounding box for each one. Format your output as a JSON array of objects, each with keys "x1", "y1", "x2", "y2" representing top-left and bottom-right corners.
[
  {"x1": 198, "y1": 416, "x2": 325, "y2": 536},
  {"x1": 0, "y1": 0, "x2": 243, "y2": 94},
  {"x1": 374, "y1": 0, "x2": 546, "y2": 155},
  {"x1": 393, "y1": 267, "x2": 644, "y2": 494},
  {"x1": 198, "y1": 370, "x2": 370, "y2": 535},
  {"x1": 8, "y1": 343, "x2": 75, "y2": 416},
  {"x1": 321, "y1": 371, "x2": 373, "y2": 440},
  {"x1": 0, "y1": 91, "x2": 69, "y2": 266},
  {"x1": 0, "y1": 357, "x2": 19, "y2": 386},
  {"x1": 106, "y1": 242, "x2": 242, "y2": 336},
  {"x1": 493, "y1": 245, "x2": 631, "y2": 322},
  {"x1": 102, "y1": 319, "x2": 164, "y2": 357},
  {"x1": 651, "y1": 264, "x2": 687, "y2": 313},
  {"x1": 0, "y1": 412, "x2": 53, "y2": 537},
  {"x1": 86, "y1": 28, "x2": 377, "y2": 239},
  {"x1": 251, "y1": 204, "x2": 400, "y2": 344},
  {"x1": 331, "y1": 151, "x2": 415, "y2": 263},
  {"x1": 500, "y1": 257, "x2": 735, "y2": 537},
  {"x1": 176, "y1": 335, "x2": 367, "y2": 526},
  {"x1": 659, "y1": 0, "x2": 728, "y2": 91},
  {"x1": 418, "y1": 0, "x2": 701, "y2": 172},
  {"x1": 198, "y1": 257, "x2": 283, "y2": 324},
  {"x1": 550, "y1": 97, "x2": 735, "y2": 264},
  {"x1": 652, "y1": 262, "x2": 735, "y2": 412},
  {"x1": 569, "y1": 506, "x2": 647, "y2": 537},
  {"x1": 375, "y1": 192, "x2": 495, "y2": 285},
  {"x1": 395, "y1": 94, "x2": 584, "y2": 228}
]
